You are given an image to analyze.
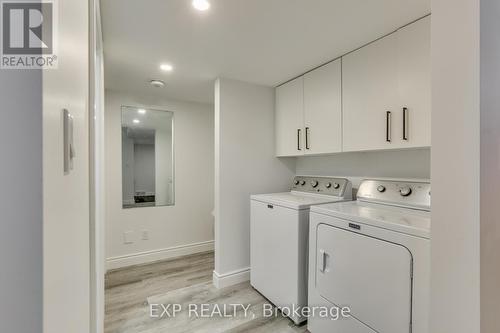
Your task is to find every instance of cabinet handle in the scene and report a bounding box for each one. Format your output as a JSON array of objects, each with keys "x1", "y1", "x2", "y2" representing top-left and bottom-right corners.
[
  {"x1": 403, "y1": 107, "x2": 409, "y2": 141},
  {"x1": 297, "y1": 129, "x2": 302, "y2": 150},
  {"x1": 386, "y1": 111, "x2": 392, "y2": 142},
  {"x1": 305, "y1": 127, "x2": 310, "y2": 150}
]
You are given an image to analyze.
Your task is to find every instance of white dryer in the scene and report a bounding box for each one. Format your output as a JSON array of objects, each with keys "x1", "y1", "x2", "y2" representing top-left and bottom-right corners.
[
  {"x1": 251, "y1": 176, "x2": 352, "y2": 324},
  {"x1": 308, "y1": 179, "x2": 431, "y2": 333}
]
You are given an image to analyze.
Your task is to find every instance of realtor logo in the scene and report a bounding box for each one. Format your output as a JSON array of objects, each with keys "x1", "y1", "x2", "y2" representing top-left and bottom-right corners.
[{"x1": 1, "y1": 0, "x2": 58, "y2": 69}]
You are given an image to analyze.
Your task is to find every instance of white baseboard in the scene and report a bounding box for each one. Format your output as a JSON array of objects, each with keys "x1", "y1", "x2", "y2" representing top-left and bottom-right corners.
[
  {"x1": 106, "y1": 240, "x2": 214, "y2": 271},
  {"x1": 212, "y1": 267, "x2": 250, "y2": 289}
]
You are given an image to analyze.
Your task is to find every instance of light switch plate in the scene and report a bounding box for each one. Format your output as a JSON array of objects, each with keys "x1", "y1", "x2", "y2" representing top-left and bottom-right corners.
[{"x1": 63, "y1": 109, "x2": 75, "y2": 174}]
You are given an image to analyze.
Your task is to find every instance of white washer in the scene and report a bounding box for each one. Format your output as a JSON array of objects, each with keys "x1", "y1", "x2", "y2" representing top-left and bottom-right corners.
[
  {"x1": 250, "y1": 176, "x2": 352, "y2": 324},
  {"x1": 307, "y1": 179, "x2": 431, "y2": 333}
]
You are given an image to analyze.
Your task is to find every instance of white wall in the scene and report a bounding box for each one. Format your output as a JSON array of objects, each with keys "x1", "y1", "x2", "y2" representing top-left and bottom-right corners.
[
  {"x1": 43, "y1": 0, "x2": 90, "y2": 331},
  {"x1": 296, "y1": 148, "x2": 430, "y2": 185},
  {"x1": 480, "y1": 0, "x2": 500, "y2": 331},
  {"x1": 133, "y1": 144, "x2": 156, "y2": 194},
  {"x1": 214, "y1": 78, "x2": 295, "y2": 288},
  {"x1": 430, "y1": 2, "x2": 481, "y2": 333},
  {"x1": 121, "y1": 129, "x2": 135, "y2": 204},
  {"x1": 155, "y1": 127, "x2": 174, "y2": 206},
  {"x1": 105, "y1": 90, "x2": 214, "y2": 269},
  {"x1": 0, "y1": 66, "x2": 42, "y2": 333}
]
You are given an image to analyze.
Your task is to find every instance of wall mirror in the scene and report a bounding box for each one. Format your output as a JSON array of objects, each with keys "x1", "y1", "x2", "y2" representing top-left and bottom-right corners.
[{"x1": 121, "y1": 106, "x2": 174, "y2": 208}]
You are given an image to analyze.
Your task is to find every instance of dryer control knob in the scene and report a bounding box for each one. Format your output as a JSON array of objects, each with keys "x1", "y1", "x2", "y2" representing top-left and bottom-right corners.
[
  {"x1": 400, "y1": 186, "x2": 412, "y2": 196},
  {"x1": 377, "y1": 185, "x2": 386, "y2": 193},
  {"x1": 294, "y1": 180, "x2": 300, "y2": 185},
  {"x1": 333, "y1": 183, "x2": 340, "y2": 189},
  {"x1": 300, "y1": 180, "x2": 306, "y2": 186},
  {"x1": 325, "y1": 182, "x2": 332, "y2": 188},
  {"x1": 311, "y1": 180, "x2": 319, "y2": 188}
]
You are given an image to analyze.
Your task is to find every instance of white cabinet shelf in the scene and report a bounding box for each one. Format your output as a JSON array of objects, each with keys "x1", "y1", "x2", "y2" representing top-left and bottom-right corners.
[
  {"x1": 275, "y1": 77, "x2": 304, "y2": 157},
  {"x1": 342, "y1": 32, "x2": 399, "y2": 152},
  {"x1": 396, "y1": 16, "x2": 431, "y2": 149},
  {"x1": 343, "y1": 16, "x2": 431, "y2": 152},
  {"x1": 274, "y1": 16, "x2": 431, "y2": 157},
  {"x1": 304, "y1": 60, "x2": 342, "y2": 155},
  {"x1": 275, "y1": 59, "x2": 342, "y2": 157}
]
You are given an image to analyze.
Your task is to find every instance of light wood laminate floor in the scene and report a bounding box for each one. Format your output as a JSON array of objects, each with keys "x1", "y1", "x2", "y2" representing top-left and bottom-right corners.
[{"x1": 105, "y1": 251, "x2": 308, "y2": 333}]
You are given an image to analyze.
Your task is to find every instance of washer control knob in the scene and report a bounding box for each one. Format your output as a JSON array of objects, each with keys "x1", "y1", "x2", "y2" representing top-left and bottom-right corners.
[
  {"x1": 400, "y1": 186, "x2": 412, "y2": 197},
  {"x1": 333, "y1": 183, "x2": 340, "y2": 189},
  {"x1": 311, "y1": 180, "x2": 319, "y2": 188},
  {"x1": 377, "y1": 185, "x2": 386, "y2": 193},
  {"x1": 294, "y1": 180, "x2": 300, "y2": 185},
  {"x1": 325, "y1": 182, "x2": 332, "y2": 188},
  {"x1": 300, "y1": 180, "x2": 306, "y2": 186}
]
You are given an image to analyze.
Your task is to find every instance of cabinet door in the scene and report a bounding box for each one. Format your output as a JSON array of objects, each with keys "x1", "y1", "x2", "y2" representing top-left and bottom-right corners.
[
  {"x1": 304, "y1": 59, "x2": 342, "y2": 154},
  {"x1": 342, "y1": 33, "x2": 399, "y2": 152},
  {"x1": 275, "y1": 77, "x2": 304, "y2": 156},
  {"x1": 396, "y1": 16, "x2": 431, "y2": 148}
]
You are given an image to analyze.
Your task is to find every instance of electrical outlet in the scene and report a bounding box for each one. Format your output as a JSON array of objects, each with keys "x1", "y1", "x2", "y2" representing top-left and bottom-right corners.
[
  {"x1": 123, "y1": 231, "x2": 134, "y2": 244},
  {"x1": 142, "y1": 230, "x2": 149, "y2": 240}
]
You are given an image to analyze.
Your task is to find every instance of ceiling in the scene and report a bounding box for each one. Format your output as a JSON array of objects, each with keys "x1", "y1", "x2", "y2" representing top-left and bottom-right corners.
[{"x1": 101, "y1": 0, "x2": 430, "y2": 104}]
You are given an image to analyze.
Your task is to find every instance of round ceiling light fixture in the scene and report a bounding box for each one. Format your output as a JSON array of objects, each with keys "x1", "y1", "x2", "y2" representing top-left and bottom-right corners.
[
  {"x1": 138, "y1": 108, "x2": 146, "y2": 114},
  {"x1": 149, "y1": 79, "x2": 165, "y2": 88},
  {"x1": 160, "y1": 63, "x2": 173, "y2": 72},
  {"x1": 133, "y1": 119, "x2": 140, "y2": 124},
  {"x1": 192, "y1": 0, "x2": 210, "y2": 11}
]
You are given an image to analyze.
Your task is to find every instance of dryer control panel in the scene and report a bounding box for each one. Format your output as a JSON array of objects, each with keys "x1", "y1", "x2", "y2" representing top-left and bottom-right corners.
[
  {"x1": 291, "y1": 176, "x2": 351, "y2": 199},
  {"x1": 357, "y1": 179, "x2": 431, "y2": 211}
]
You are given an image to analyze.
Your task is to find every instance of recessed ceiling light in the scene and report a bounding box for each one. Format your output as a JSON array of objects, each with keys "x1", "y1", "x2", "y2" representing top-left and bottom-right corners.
[
  {"x1": 160, "y1": 63, "x2": 173, "y2": 72},
  {"x1": 133, "y1": 119, "x2": 140, "y2": 124},
  {"x1": 149, "y1": 79, "x2": 165, "y2": 88},
  {"x1": 138, "y1": 109, "x2": 146, "y2": 114},
  {"x1": 192, "y1": 0, "x2": 210, "y2": 11}
]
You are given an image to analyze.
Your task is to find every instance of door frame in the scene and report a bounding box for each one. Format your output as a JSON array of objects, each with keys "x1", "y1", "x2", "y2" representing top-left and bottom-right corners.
[{"x1": 89, "y1": 0, "x2": 105, "y2": 332}]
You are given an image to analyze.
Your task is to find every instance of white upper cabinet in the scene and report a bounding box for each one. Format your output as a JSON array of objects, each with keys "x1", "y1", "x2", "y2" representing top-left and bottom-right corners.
[
  {"x1": 396, "y1": 16, "x2": 431, "y2": 148},
  {"x1": 275, "y1": 77, "x2": 304, "y2": 157},
  {"x1": 275, "y1": 60, "x2": 342, "y2": 156},
  {"x1": 304, "y1": 59, "x2": 342, "y2": 154},
  {"x1": 342, "y1": 33, "x2": 399, "y2": 152},
  {"x1": 275, "y1": 16, "x2": 430, "y2": 156},
  {"x1": 343, "y1": 16, "x2": 431, "y2": 152}
]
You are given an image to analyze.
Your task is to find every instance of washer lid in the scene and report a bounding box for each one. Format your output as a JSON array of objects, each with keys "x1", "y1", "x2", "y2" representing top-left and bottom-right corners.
[
  {"x1": 251, "y1": 192, "x2": 349, "y2": 210},
  {"x1": 311, "y1": 201, "x2": 431, "y2": 238}
]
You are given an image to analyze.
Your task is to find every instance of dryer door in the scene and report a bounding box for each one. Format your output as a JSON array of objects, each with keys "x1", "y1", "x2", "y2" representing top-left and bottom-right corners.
[{"x1": 316, "y1": 223, "x2": 413, "y2": 333}]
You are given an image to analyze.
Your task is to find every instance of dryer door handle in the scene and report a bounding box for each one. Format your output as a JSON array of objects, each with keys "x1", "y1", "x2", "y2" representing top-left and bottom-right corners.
[{"x1": 319, "y1": 249, "x2": 327, "y2": 273}]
